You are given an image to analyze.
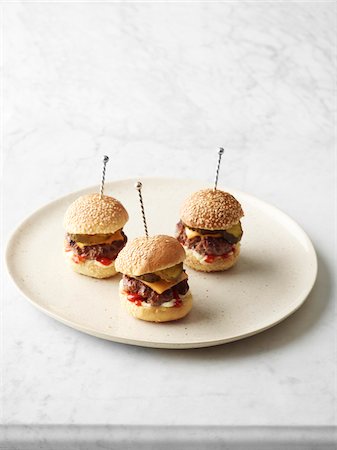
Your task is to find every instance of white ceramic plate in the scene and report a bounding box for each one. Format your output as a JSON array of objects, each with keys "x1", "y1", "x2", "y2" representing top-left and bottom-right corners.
[{"x1": 6, "y1": 178, "x2": 317, "y2": 349}]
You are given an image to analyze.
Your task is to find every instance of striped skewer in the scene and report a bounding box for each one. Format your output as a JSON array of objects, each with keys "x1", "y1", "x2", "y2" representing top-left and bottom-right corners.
[
  {"x1": 135, "y1": 181, "x2": 149, "y2": 238},
  {"x1": 100, "y1": 155, "x2": 109, "y2": 199},
  {"x1": 213, "y1": 147, "x2": 224, "y2": 191}
]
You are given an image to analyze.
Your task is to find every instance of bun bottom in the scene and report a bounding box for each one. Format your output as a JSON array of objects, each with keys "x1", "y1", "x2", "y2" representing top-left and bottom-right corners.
[
  {"x1": 184, "y1": 243, "x2": 240, "y2": 272},
  {"x1": 65, "y1": 251, "x2": 117, "y2": 278},
  {"x1": 119, "y1": 280, "x2": 192, "y2": 322}
]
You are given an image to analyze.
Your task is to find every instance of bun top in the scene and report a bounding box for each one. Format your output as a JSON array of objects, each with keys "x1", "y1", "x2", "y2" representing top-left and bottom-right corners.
[
  {"x1": 180, "y1": 188, "x2": 244, "y2": 230},
  {"x1": 115, "y1": 235, "x2": 185, "y2": 276},
  {"x1": 63, "y1": 193, "x2": 129, "y2": 234}
]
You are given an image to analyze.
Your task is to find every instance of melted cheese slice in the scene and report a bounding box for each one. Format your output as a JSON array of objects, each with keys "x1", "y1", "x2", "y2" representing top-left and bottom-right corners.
[
  {"x1": 76, "y1": 230, "x2": 124, "y2": 248},
  {"x1": 185, "y1": 226, "x2": 222, "y2": 239},
  {"x1": 140, "y1": 272, "x2": 188, "y2": 294}
]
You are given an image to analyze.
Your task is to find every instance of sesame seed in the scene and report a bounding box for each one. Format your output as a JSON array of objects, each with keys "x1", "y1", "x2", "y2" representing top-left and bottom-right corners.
[
  {"x1": 115, "y1": 235, "x2": 185, "y2": 276},
  {"x1": 63, "y1": 193, "x2": 129, "y2": 234},
  {"x1": 180, "y1": 188, "x2": 244, "y2": 230}
]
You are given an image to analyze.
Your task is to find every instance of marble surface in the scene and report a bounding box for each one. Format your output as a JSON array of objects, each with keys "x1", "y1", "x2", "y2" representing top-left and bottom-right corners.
[{"x1": 2, "y1": 1, "x2": 336, "y2": 448}]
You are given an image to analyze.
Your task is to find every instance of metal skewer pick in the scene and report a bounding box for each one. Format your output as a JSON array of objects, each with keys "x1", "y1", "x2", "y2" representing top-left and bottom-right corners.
[
  {"x1": 135, "y1": 181, "x2": 148, "y2": 238},
  {"x1": 213, "y1": 147, "x2": 224, "y2": 191},
  {"x1": 100, "y1": 155, "x2": 109, "y2": 199}
]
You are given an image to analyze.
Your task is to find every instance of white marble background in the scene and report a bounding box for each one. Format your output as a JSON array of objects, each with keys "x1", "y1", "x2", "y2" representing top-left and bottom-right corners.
[{"x1": 2, "y1": 0, "x2": 336, "y2": 439}]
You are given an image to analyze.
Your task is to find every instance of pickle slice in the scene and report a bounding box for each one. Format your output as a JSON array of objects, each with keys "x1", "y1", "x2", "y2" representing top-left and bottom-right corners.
[
  {"x1": 222, "y1": 221, "x2": 243, "y2": 244},
  {"x1": 69, "y1": 233, "x2": 113, "y2": 245},
  {"x1": 186, "y1": 225, "x2": 219, "y2": 236},
  {"x1": 135, "y1": 263, "x2": 184, "y2": 284},
  {"x1": 136, "y1": 273, "x2": 161, "y2": 283},
  {"x1": 226, "y1": 222, "x2": 242, "y2": 238},
  {"x1": 185, "y1": 222, "x2": 242, "y2": 243},
  {"x1": 154, "y1": 263, "x2": 183, "y2": 282}
]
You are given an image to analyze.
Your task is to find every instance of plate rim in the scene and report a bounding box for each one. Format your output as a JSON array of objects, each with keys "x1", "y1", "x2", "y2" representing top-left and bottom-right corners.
[{"x1": 5, "y1": 177, "x2": 318, "y2": 349}]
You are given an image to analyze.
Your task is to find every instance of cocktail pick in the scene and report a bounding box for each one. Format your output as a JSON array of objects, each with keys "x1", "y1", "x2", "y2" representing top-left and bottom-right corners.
[
  {"x1": 213, "y1": 147, "x2": 224, "y2": 191},
  {"x1": 100, "y1": 155, "x2": 109, "y2": 199},
  {"x1": 135, "y1": 181, "x2": 148, "y2": 238}
]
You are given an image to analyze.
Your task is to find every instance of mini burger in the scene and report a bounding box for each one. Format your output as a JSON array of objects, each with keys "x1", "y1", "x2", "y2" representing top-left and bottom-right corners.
[
  {"x1": 115, "y1": 235, "x2": 192, "y2": 322},
  {"x1": 176, "y1": 189, "x2": 244, "y2": 272},
  {"x1": 63, "y1": 193, "x2": 129, "y2": 278}
]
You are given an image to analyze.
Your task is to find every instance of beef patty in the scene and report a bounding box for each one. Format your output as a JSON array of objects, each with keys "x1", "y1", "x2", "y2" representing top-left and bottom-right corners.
[
  {"x1": 122, "y1": 274, "x2": 189, "y2": 306},
  {"x1": 176, "y1": 221, "x2": 233, "y2": 256},
  {"x1": 66, "y1": 232, "x2": 127, "y2": 261}
]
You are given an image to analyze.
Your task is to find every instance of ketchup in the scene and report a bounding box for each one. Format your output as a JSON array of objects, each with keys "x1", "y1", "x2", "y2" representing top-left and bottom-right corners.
[
  {"x1": 127, "y1": 293, "x2": 143, "y2": 306},
  {"x1": 205, "y1": 254, "x2": 216, "y2": 263},
  {"x1": 205, "y1": 247, "x2": 234, "y2": 263},
  {"x1": 72, "y1": 254, "x2": 86, "y2": 264},
  {"x1": 127, "y1": 291, "x2": 183, "y2": 308},
  {"x1": 173, "y1": 289, "x2": 182, "y2": 307},
  {"x1": 96, "y1": 256, "x2": 113, "y2": 266}
]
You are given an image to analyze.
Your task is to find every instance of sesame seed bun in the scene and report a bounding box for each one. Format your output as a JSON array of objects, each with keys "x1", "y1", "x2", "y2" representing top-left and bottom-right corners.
[
  {"x1": 119, "y1": 280, "x2": 192, "y2": 322},
  {"x1": 63, "y1": 193, "x2": 129, "y2": 235},
  {"x1": 184, "y1": 243, "x2": 240, "y2": 272},
  {"x1": 115, "y1": 235, "x2": 185, "y2": 276},
  {"x1": 180, "y1": 189, "x2": 244, "y2": 230},
  {"x1": 64, "y1": 250, "x2": 117, "y2": 278}
]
